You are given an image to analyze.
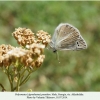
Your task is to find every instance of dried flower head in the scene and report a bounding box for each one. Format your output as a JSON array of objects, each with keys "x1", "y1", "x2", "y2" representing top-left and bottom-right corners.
[
  {"x1": 0, "y1": 28, "x2": 51, "y2": 71},
  {"x1": 0, "y1": 44, "x2": 45, "y2": 69},
  {"x1": 0, "y1": 44, "x2": 14, "y2": 66},
  {"x1": 12, "y1": 27, "x2": 36, "y2": 46},
  {"x1": 0, "y1": 27, "x2": 51, "y2": 91},
  {"x1": 36, "y1": 30, "x2": 51, "y2": 47},
  {"x1": 35, "y1": 55, "x2": 45, "y2": 68}
]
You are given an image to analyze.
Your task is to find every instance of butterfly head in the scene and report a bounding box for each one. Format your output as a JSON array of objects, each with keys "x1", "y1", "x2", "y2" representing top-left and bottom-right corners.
[
  {"x1": 53, "y1": 49, "x2": 57, "y2": 53},
  {"x1": 49, "y1": 40, "x2": 57, "y2": 53}
]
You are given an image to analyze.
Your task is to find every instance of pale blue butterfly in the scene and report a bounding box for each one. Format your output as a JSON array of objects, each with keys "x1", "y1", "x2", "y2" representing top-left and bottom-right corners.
[{"x1": 49, "y1": 23, "x2": 87, "y2": 53}]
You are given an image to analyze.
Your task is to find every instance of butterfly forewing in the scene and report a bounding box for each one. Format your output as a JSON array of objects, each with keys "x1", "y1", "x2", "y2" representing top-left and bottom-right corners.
[{"x1": 54, "y1": 23, "x2": 79, "y2": 43}]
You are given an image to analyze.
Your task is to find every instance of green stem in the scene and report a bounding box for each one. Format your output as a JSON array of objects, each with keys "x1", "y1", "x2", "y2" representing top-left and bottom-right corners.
[
  {"x1": 15, "y1": 67, "x2": 27, "y2": 91},
  {"x1": 12, "y1": 71, "x2": 31, "y2": 91},
  {"x1": 20, "y1": 68, "x2": 27, "y2": 80},
  {"x1": 5, "y1": 68, "x2": 13, "y2": 91},
  {"x1": 16, "y1": 73, "x2": 20, "y2": 91},
  {"x1": 20, "y1": 72, "x2": 31, "y2": 86},
  {"x1": 0, "y1": 83, "x2": 6, "y2": 91}
]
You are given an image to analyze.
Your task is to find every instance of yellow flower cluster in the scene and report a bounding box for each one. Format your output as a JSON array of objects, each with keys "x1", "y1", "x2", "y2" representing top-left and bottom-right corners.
[{"x1": 0, "y1": 28, "x2": 51, "y2": 70}]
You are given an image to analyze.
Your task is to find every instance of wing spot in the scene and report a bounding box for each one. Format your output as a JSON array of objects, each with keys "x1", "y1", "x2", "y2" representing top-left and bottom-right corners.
[{"x1": 77, "y1": 42, "x2": 79, "y2": 46}]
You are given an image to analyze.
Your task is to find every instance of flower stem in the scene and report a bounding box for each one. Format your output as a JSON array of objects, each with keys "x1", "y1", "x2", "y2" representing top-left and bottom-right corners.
[
  {"x1": 20, "y1": 72, "x2": 31, "y2": 86},
  {"x1": 12, "y1": 71, "x2": 31, "y2": 91},
  {"x1": 16, "y1": 73, "x2": 20, "y2": 91},
  {"x1": 0, "y1": 83, "x2": 6, "y2": 91},
  {"x1": 5, "y1": 68, "x2": 14, "y2": 91}
]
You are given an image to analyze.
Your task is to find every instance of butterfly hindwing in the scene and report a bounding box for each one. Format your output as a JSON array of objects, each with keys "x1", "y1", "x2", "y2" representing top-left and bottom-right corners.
[
  {"x1": 56, "y1": 30, "x2": 81, "y2": 50},
  {"x1": 56, "y1": 35, "x2": 87, "y2": 50},
  {"x1": 75, "y1": 36, "x2": 87, "y2": 50}
]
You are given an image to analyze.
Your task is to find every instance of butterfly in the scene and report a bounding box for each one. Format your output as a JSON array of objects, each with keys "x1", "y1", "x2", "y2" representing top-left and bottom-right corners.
[{"x1": 49, "y1": 23, "x2": 87, "y2": 53}]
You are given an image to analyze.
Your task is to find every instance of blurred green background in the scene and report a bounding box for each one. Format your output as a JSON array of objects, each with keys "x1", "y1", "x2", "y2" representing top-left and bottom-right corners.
[{"x1": 0, "y1": 1, "x2": 100, "y2": 91}]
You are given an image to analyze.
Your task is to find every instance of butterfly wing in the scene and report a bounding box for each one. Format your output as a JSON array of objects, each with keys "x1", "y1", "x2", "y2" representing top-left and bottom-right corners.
[
  {"x1": 50, "y1": 23, "x2": 75, "y2": 50},
  {"x1": 49, "y1": 24, "x2": 63, "y2": 51},
  {"x1": 54, "y1": 23, "x2": 87, "y2": 50},
  {"x1": 52, "y1": 23, "x2": 77, "y2": 43}
]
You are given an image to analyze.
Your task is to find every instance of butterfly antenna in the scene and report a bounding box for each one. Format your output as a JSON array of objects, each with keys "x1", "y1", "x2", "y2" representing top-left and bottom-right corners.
[{"x1": 56, "y1": 51, "x2": 60, "y2": 63}]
